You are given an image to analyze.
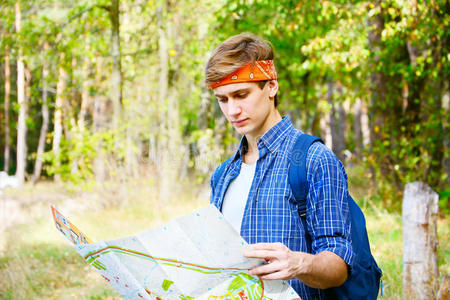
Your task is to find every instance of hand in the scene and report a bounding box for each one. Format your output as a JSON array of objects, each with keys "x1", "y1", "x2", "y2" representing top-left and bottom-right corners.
[{"x1": 244, "y1": 242, "x2": 313, "y2": 281}]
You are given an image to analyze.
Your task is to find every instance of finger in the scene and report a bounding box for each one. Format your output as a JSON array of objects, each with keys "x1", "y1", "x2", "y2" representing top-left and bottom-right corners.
[
  {"x1": 244, "y1": 249, "x2": 279, "y2": 260},
  {"x1": 259, "y1": 269, "x2": 291, "y2": 281},
  {"x1": 249, "y1": 242, "x2": 284, "y2": 250},
  {"x1": 248, "y1": 261, "x2": 282, "y2": 277}
]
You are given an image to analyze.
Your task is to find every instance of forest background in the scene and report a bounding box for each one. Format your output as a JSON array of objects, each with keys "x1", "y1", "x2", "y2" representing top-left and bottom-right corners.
[{"x1": 0, "y1": 0, "x2": 448, "y2": 299}]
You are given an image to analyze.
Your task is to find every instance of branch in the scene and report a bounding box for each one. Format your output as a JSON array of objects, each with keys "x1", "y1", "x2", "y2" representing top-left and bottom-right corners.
[{"x1": 59, "y1": 4, "x2": 110, "y2": 29}]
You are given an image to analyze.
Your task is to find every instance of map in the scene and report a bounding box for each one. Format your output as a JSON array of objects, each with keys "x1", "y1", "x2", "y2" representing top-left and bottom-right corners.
[{"x1": 51, "y1": 205, "x2": 301, "y2": 300}]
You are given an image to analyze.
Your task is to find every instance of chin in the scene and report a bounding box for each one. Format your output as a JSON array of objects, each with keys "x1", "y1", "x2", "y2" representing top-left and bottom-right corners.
[
  {"x1": 240, "y1": 129, "x2": 256, "y2": 138},
  {"x1": 234, "y1": 128, "x2": 246, "y2": 135}
]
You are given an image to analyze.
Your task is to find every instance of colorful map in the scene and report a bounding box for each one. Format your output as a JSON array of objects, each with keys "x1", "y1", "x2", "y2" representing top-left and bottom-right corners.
[{"x1": 51, "y1": 205, "x2": 301, "y2": 300}]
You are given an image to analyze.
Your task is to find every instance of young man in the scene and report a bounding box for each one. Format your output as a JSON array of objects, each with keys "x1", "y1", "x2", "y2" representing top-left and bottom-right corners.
[{"x1": 207, "y1": 33, "x2": 354, "y2": 299}]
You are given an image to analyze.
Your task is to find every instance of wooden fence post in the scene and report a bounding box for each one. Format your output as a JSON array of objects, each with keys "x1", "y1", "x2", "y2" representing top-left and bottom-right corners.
[{"x1": 403, "y1": 182, "x2": 439, "y2": 299}]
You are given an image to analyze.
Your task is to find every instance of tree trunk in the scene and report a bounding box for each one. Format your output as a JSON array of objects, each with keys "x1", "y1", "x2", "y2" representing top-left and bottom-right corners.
[
  {"x1": 15, "y1": 2, "x2": 27, "y2": 185},
  {"x1": 68, "y1": 57, "x2": 78, "y2": 175},
  {"x1": 327, "y1": 81, "x2": 346, "y2": 161},
  {"x1": 426, "y1": 2, "x2": 446, "y2": 187},
  {"x1": 157, "y1": 0, "x2": 171, "y2": 201},
  {"x1": 438, "y1": 275, "x2": 449, "y2": 300},
  {"x1": 3, "y1": 46, "x2": 11, "y2": 173},
  {"x1": 197, "y1": 87, "x2": 211, "y2": 130},
  {"x1": 110, "y1": 0, "x2": 122, "y2": 139},
  {"x1": 404, "y1": 0, "x2": 423, "y2": 144},
  {"x1": 122, "y1": 5, "x2": 137, "y2": 179},
  {"x1": 302, "y1": 73, "x2": 311, "y2": 131},
  {"x1": 52, "y1": 52, "x2": 67, "y2": 181},
  {"x1": 405, "y1": 40, "x2": 424, "y2": 146},
  {"x1": 319, "y1": 99, "x2": 332, "y2": 150},
  {"x1": 361, "y1": 99, "x2": 371, "y2": 150},
  {"x1": 367, "y1": 0, "x2": 387, "y2": 184},
  {"x1": 336, "y1": 100, "x2": 347, "y2": 161},
  {"x1": 93, "y1": 55, "x2": 107, "y2": 181},
  {"x1": 353, "y1": 98, "x2": 363, "y2": 159},
  {"x1": 403, "y1": 182, "x2": 439, "y2": 299},
  {"x1": 326, "y1": 81, "x2": 335, "y2": 151},
  {"x1": 78, "y1": 60, "x2": 90, "y2": 130},
  {"x1": 368, "y1": 0, "x2": 387, "y2": 143},
  {"x1": 78, "y1": 24, "x2": 91, "y2": 130},
  {"x1": 32, "y1": 44, "x2": 50, "y2": 183}
]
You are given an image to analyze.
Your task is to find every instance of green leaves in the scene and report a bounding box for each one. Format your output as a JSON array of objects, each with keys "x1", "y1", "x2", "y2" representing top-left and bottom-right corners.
[{"x1": 0, "y1": 0, "x2": 446, "y2": 209}]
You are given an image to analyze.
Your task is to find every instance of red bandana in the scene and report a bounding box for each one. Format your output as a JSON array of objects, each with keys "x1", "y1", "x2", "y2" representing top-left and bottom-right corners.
[{"x1": 209, "y1": 60, "x2": 277, "y2": 89}]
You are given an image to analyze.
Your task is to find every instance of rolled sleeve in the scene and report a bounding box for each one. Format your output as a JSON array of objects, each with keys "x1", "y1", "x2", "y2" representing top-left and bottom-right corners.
[{"x1": 305, "y1": 142, "x2": 355, "y2": 269}]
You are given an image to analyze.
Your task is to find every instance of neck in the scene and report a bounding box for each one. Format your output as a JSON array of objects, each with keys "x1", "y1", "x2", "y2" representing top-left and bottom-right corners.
[{"x1": 244, "y1": 109, "x2": 282, "y2": 163}]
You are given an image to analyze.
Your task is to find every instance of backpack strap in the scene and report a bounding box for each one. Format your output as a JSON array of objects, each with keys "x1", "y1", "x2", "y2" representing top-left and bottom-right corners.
[{"x1": 288, "y1": 133, "x2": 324, "y2": 216}]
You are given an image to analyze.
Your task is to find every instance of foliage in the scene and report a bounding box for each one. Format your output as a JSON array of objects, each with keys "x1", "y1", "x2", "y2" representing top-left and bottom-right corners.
[
  {"x1": 212, "y1": 0, "x2": 449, "y2": 208},
  {"x1": 0, "y1": 0, "x2": 448, "y2": 210},
  {"x1": 365, "y1": 0, "x2": 449, "y2": 206}
]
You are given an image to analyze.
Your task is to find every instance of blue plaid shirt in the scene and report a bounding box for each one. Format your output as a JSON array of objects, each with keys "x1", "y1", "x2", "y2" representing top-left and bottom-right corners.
[{"x1": 210, "y1": 116, "x2": 355, "y2": 300}]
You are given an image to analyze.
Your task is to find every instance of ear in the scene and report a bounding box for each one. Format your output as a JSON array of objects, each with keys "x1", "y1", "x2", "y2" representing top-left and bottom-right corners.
[{"x1": 267, "y1": 80, "x2": 279, "y2": 98}]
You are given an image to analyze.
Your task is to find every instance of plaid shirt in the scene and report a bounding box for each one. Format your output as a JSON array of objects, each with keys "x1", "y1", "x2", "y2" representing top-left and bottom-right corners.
[{"x1": 210, "y1": 116, "x2": 355, "y2": 300}]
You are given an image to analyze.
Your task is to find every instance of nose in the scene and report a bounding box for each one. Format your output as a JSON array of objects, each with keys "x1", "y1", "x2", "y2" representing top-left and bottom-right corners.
[{"x1": 227, "y1": 99, "x2": 241, "y2": 117}]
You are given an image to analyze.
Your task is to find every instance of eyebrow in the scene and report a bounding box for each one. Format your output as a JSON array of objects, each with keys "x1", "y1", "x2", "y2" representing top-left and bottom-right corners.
[{"x1": 214, "y1": 88, "x2": 251, "y2": 98}]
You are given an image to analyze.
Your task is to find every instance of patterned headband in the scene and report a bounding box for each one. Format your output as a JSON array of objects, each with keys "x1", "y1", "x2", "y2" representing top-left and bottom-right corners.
[{"x1": 209, "y1": 60, "x2": 277, "y2": 89}]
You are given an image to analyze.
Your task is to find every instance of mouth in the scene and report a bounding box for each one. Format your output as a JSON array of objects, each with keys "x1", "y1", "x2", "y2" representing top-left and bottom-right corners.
[{"x1": 231, "y1": 118, "x2": 248, "y2": 126}]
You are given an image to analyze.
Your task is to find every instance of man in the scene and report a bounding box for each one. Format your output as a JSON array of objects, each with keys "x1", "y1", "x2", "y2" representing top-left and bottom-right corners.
[{"x1": 207, "y1": 33, "x2": 354, "y2": 299}]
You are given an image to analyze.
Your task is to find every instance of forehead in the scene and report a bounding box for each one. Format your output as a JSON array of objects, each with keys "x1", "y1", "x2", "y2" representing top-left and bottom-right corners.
[{"x1": 213, "y1": 82, "x2": 259, "y2": 96}]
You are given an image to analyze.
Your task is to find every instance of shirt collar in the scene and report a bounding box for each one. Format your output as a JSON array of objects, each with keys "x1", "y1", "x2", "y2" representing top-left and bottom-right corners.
[{"x1": 233, "y1": 116, "x2": 293, "y2": 161}]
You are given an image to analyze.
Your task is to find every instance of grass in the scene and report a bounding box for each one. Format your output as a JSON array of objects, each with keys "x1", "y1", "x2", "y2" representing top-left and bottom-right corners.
[
  {"x1": 0, "y1": 171, "x2": 448, "y2": 299},
  {"x1": 0, "y1": 180, "x2": 208, "y2": 299}
]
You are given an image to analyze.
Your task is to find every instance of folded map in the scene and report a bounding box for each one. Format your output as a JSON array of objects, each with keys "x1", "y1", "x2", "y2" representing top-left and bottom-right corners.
[{"x1": 51, "y1": 204, "x2": 301, "y2": 300}]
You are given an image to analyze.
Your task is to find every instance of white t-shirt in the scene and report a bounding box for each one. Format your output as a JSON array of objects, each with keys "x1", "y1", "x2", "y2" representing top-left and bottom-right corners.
[{"x1": 221, "y1": 162, "x2": 257, "y2": 233}]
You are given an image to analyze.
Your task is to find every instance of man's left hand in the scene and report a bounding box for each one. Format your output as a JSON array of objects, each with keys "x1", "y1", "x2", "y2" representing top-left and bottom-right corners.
[{"x1": 244, "y1": 242, "x2": 313, "y2": 281}]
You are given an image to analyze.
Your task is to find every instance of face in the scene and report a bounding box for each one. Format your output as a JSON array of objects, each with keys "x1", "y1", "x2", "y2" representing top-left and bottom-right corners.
[{"x1": 213, "y1": 81, "x2": 279, "y2": 139}]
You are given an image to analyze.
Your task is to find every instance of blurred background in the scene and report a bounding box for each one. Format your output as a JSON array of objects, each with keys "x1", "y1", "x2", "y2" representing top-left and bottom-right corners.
[{"x1": 0, "y1": 0, "x2": 448, "y2": 299}]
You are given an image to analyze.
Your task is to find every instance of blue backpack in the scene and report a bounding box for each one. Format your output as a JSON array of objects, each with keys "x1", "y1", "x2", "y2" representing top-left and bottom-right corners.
[{"x1": 289, "y1": 133, "x2": 382, "y2": 299}]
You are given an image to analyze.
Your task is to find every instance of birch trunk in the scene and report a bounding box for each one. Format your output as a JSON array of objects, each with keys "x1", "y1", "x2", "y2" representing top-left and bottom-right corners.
[
  {"x1": 52, "y1": 52, "x2": 67, "y2": 181},
  {"x1": 157, "y1": 0, "x2": 171, "y2": 201},
  {"x1": 32, "y1": 44, "x2": 50, "y2": 183},
  {"x1": 438, "y1": 275, "x2": 449, "y2": 300},
  {"x1": 78, "y1": 25, "x2": 90, "y2": 130},
  {"x1": 93, "y1": 55, "x2": 107, "y2": 181},
  {"x1": 320, "y1": 101, "x2": 332, "y2": 150},
  {"x1": 168, "y1": 8, "x2": 184, "y2": 187},
  {"x1": 3, "y1": 46, "x2": 11, "y2": 172},
  {"x1": 68, "y1": 57, "x2": 78, "y2": 174},
  {"x1": 110, "y1": 0, "x2": 122, "y2": 140},
  {"x1": 403, "y1": 182, "x2": 439, "y2": 299},
  {"x1": 122, "y1": 5, "x2": 137, "y2": 178},
  {"x1": 325, "y1": 81, "x2": 334, "y2": 150},
  {"x1": 198, "y1": 87, "x2": 211, "y2": 130},
  {"x1": 15, "y1": 2, "x2": 27, "y2": 185},
  {"x1": 361, "y1": 99, "x2": 371, "y2": 149}
]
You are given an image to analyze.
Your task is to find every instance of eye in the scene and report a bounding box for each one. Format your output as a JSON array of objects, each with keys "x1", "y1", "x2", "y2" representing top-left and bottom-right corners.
[
  {"x1": 217, "y1": 97, "x2": 227, "y2": 103},
  {"x1": 236, "y1": 93, "x2": 247, "y2": 98}
]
